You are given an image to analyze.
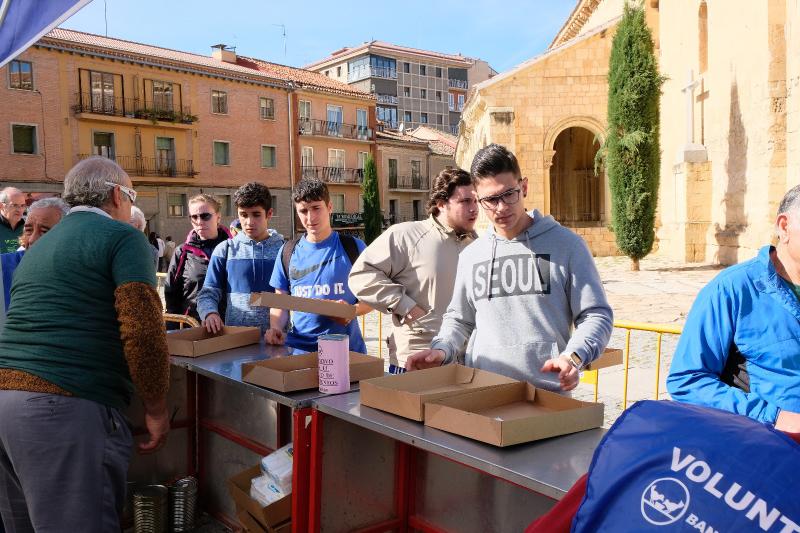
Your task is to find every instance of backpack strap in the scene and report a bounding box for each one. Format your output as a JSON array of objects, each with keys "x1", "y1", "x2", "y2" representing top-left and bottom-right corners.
[
  {"x1": 281, "y1": 235, "x2": 302, "y2": 279},
  {"x1": 339, "y1": 233, "x2": 361, "y2": 266}
]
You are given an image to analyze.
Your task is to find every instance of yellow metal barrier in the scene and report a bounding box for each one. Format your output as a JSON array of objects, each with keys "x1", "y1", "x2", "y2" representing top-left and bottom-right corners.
[{"x1": 613, "y1": 320, "x2": 683, "y2": 409}]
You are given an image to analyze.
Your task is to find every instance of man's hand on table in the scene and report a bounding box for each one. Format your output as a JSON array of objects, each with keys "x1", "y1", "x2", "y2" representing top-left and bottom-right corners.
[
  {"x1": 405, "y1": 348, "x2": 445, "y2": 371},
  {"x1": 541, "y1": 355, "x2": 580, "y2": 391}
]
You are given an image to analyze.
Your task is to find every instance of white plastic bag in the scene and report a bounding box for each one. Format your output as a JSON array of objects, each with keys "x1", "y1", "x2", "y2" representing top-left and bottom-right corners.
[
  {"x1": 250, "y1": 474, "x2": 286, "y2": 507},
  {"x1": 259, "y1": 443, "x2": 293, "y2": 494}
]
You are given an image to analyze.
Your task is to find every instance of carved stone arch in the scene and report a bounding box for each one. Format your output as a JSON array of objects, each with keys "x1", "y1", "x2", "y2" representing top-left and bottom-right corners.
[{"x1": 543, "y1": 116, "x2": 607, "y2": 224}]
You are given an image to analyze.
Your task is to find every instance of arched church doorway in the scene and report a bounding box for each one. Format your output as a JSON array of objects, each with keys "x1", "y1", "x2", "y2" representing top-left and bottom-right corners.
[{"x1": 549, "y1": 127, "x2": 603, "y2": 224}]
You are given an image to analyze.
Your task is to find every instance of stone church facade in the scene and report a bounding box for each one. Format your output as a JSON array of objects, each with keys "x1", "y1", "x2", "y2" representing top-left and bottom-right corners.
[{"x1": 457, "y1": 0, "x2": 800, "y2": 265}]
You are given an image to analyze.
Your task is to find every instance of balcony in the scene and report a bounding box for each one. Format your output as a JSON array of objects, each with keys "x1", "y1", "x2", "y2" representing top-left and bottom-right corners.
[
  {"x1": 78, "y1": 154, "x2": 197, "y2": 178},
  {"x1": 72, "y1": 93, "x2": 197, "y2": 124},
  {"x1": 448, "y1": 79, "x2": 468, "y2": 90},
  {"x1": 450, "y1": 124, "x2": 460, "y2": 136},
  {"x1": 348, "y1": 65, "x2": 398, "y2": 82},
  {"x1": 299, "y1": 119, "x2": 373, "y2": 141},
  {"x1": 388, "y1": 175, "x2": 430, "y2": 191},
  {"x1": 376, "y1": 94, "x2": 399, "y2": 105},
  {"x1": 301, "y1": 166, "x2": 364, "y2": 185}
]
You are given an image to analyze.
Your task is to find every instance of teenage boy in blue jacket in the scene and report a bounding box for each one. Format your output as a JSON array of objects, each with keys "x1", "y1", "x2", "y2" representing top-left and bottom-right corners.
[
  {"x1": 668, "y1": 184, "x2": 800, "y2": 433},
  {"x1": 265, "y1": 178, "x2": 370, "y2": 353},
  {"x1": 198, "y1": 182, "x2": 283, "y2": 334}
]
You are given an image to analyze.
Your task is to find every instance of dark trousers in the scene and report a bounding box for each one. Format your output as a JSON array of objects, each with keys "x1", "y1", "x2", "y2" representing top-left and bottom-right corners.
[{"x1": 0, "y1": 391, "x2": 132, "y2": 533}]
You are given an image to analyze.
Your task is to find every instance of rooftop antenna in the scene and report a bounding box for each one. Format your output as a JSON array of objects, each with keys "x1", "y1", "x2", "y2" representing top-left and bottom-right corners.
[{"x1": 272, "y1": 24, "x2": 287, "y2": 57}]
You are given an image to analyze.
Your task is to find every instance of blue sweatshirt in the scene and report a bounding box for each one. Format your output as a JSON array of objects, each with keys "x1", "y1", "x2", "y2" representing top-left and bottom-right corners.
[{"x1": 197, "y1": 230, "x2": 284, "y2": 333}]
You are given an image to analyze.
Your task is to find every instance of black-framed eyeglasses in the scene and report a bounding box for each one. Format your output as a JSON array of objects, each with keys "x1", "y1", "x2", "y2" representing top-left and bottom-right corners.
[
  {"x1": 478, "y1": 188, "x2": 521, "y2": 210},
  {"x1": 190, "y1": 212, "x2": 214, "y2": 222}
]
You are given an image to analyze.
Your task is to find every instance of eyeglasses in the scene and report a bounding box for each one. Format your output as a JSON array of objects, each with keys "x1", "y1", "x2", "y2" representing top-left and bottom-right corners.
[
  {"x1": 104, "y1": 181, "x2": 137, "y2": 203},
  {"x1": 478, "y1": 188, "x2": 521, "y2": 210},
  {"x1": 4, "y1": 203, "x2": 25, "y2": 210},
  {"x1": 190, "y1": 212, "x2": 214, "y2": 222}
]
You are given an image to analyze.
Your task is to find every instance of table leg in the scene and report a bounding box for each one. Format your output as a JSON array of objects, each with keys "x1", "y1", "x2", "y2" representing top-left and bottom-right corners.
[{"x1": 293, "y1": 407, "x2": 313, "y2": 533}]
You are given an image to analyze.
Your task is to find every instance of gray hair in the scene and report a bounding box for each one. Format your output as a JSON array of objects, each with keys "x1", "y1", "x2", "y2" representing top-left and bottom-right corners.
[
  {"x1": 63, "y1": 157, "x2": 129, "y2": 208},
  {"x1": 29, "y1": 197, "x2": 70, "y2": 217},
  {"x1": 129, "y1": 206, "x2": 147, "y2": 232},
  {"x1": 0, "y1": 187, "x2": 24, "y2": 204}
]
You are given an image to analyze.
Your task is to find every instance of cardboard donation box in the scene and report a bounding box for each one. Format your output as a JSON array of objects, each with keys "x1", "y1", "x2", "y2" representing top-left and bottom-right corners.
[
  {"x1": 250, "y1": 292, "x2": 357, "y2": 320},
  {"x1": 360, "y1": 364, "x2": 518, "y2": 421},
  {"x1": 585, "y1": 348, "x2": 623, "y2": 371},
  {"x1": 167, "y1": 326, "x2": 261, "y2": 357},
  {"x1": 237, "y1": 510, "x2": 291, "y2": 533},
  {"x1": 424, "y1": 381, "x2": 604, "y2": 446},
  {"x1": 241, "y1": 352, "x2": 384, "y2": 392},
  {"x1": 227, "y1": 466, "x2": 291, "y2": 531}
]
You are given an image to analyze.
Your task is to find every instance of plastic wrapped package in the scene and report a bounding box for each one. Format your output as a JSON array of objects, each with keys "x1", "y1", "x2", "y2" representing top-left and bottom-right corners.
[
  {"x1": 259, "y1": 443, "x2": 293, "y2": 494},
  {"x1": 250, "y1": 475, "x2": 286, "y2": 507}
]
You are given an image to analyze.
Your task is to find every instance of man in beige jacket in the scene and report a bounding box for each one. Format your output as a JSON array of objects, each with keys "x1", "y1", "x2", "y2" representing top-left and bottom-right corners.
[{"x1": 349, "y1": 168, "x2": 479, "y2": 373}]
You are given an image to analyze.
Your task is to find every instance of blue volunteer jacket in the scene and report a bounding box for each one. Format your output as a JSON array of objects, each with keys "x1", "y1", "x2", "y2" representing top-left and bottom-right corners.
[
  {"x1": 667, "y1": 245, "x2": 800, "y2": 424},
  {"x1": 197, "y1": 229, "x2": 284, "y2": 333}
]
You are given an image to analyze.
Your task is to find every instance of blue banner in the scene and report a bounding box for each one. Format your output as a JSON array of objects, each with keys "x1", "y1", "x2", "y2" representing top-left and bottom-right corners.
[
  {"x1": 572, "y1": 401, "x2": 800, "y2": 532},
  {"x1": 0, "y1": 0, "x2": 92, "y2": 68}
]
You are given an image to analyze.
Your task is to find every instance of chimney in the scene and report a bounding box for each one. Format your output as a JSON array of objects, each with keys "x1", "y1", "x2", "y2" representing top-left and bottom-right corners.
[{"x1": 211, "y1": 43, "x2": 237, "y2": 64}]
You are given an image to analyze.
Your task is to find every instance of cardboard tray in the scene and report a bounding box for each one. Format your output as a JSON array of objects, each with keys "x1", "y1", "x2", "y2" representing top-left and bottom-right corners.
[
  {"x1": 250, "y1": 292, "x2": 357, "y2": 320},
  {"x1": 167, "y1": 326, "x2": 261, "y2": 357},
  {"x1": 241, "y1": 351, "x2": 384, "y2": 392},
  {"x1": 359, "y1": 364, "x2": 519, "y2": 421},
  {"x1": 237, "y1": 509, "x2": 291, "y2": 533},
  {"x1": 585, "y1": 348, "x2": 623, "y2": 371},
  {"x1": 424, "y1": 381, "x2": 604, "y2": 447},
  {"x1": 227, "y1": 465, "x2": 291, "y2": 530}
]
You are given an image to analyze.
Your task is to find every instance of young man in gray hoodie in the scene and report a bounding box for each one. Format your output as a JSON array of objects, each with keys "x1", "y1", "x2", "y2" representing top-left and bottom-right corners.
[{"x1": 406, "y1": 144, "x2": 613, "y2": 392}]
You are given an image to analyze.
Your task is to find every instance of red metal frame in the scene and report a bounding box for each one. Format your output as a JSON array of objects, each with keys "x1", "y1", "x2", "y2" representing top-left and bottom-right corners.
[
  {"x1": 308, "y1": 409, "x2": 324, "y2": 532},
  {"x1": 292, "y1": 407, "x2": 313, "y2": 533}
]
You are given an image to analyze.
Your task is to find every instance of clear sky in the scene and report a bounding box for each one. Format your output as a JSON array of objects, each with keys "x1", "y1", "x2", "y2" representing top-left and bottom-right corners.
[{"x1": 59, "y1": 0, "x2": 576, "y2": 74}]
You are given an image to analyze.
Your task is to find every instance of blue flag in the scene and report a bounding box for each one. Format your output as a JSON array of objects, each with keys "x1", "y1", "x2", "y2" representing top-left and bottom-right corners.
[
  {"x1": 0, "y1": 0, "x2": 92, "y2": 68},
  {"x1": 572, "y1": 400, "x2": 800, "y2": 532}
]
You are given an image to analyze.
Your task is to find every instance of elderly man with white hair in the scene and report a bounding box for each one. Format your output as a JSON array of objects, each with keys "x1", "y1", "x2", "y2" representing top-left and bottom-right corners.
[
  {"x1": 0, "y1": 156, "x2": 170, "y2": 532},
  {"x1": 669, "y1": 183, "x2": 800, "y2": 434},
  {"x1": 0, "y1": 187, "x2": 26, "y2": 254},
  {"x1": 0, "y1": 196, "x2": 70, "y2": 322}
]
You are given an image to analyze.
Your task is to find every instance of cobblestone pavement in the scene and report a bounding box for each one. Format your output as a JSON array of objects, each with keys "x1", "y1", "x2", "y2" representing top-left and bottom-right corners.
[{"x1": 358, "y1": 254, "x2": 724, "y2": 426}]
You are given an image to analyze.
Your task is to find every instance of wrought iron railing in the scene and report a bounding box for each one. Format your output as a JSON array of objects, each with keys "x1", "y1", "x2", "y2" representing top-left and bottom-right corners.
[
  {"x1": 448, "y1": 79, "x2": 468, "y2": 89},
  {"x1": 388, "y1": 175, "x2": 430, "y2": 190},
  {"x1": 299, "y1": 119, "x2": 373, "y2": 141},
  {"x1": 301, "y1": 166, "x2": 364, "y2": 184},
  {"x1": 78, "y1": 154, "x2": 196, "y2": 177},
  {"x1": 72, "y1": 93, "x2": 197, "y2": 123}
]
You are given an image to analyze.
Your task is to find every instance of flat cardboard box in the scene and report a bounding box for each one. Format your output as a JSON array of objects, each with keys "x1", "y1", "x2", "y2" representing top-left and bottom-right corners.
[
  {"x1": 227, "y1": 465, "x2": 291, "y2": 530},
  {"x1": 424, "y1": 381, "x2": 604, "y2": 447},
  {"x1": 237, "y1": 509, "x2": 292, "y2": 533},
  {"x1": 585, "y1": 348, "x2": 623, "y2": 371},
  {"x1": 241, "y1": 351, "x2": 384, "y2": 392},
  {"x1": 167, "y1": 326, "x2": 261, "y2": 357},
  {"x1": 250, "y1": 292, "x2": 357, "y2": 320},
  {"x1": 359, "y1": 364, "x2": 519, "y2": 421}
]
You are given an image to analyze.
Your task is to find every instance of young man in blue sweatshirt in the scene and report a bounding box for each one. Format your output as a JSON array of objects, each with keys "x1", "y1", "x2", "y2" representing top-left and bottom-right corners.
[
  {"x1": 197, "y1": 182, "x2": 283, "y2": 334},
  {"x1": 406, "y1": 144, "x2": 613, "y2": 392},
  {"x1": 265, "y1": 178, "x2": 370, "y2": 353}
]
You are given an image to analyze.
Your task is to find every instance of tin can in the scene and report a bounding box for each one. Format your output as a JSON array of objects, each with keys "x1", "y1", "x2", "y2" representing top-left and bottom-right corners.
[{"x1": 318, "y1": 334, "x2": 350, "y2": 394}]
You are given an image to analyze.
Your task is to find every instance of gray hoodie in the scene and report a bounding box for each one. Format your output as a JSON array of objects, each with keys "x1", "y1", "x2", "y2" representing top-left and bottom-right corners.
[{"x1": 431, "y1": 210, "x2": 613, "y2": 391}]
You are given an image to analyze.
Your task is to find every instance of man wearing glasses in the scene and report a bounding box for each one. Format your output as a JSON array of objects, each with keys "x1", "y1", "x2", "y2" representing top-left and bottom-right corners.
[
  {"x1": 406, "y1": 144, "x2": 613, "y2": 393},
  {"x1": 0, "y1": 187, "x2": 27, "y2": 254}
]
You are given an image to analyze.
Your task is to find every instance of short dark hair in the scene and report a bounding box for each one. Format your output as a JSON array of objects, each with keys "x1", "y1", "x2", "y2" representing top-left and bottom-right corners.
[
  {"x1": 292, "y1": 178, "x2": 330, "y2": 204},
  {"x1": 470, "y1": 143, "x2": 521, "y2": 182},
  {"x1": 234, "y1": 182, "x2": 272, "y2": 211},
  {"x1": 427, "y1": 168, "x2": 473, "y2": 216}
]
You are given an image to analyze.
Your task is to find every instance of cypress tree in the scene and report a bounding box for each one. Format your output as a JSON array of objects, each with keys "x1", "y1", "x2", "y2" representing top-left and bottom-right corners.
[
  {"x1": 362, "y1": 154, "x2": 382, "y2": 244},
  {"x1": 604, "y1": 2, "x2": 664, "y2": 270}
]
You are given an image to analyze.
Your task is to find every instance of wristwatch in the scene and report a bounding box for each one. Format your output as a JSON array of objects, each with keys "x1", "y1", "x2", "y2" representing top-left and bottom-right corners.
[{"x1": 568, "y1": 352, "x2": 583, "y2": 371}]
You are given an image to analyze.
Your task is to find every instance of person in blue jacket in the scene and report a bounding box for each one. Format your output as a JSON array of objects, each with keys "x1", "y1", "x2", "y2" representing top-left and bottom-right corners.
[
  {"x1": 197, "y1": 182, "x2": 283, "y2": 334},
  {"x1": 668, "y1": 184, "x2": 800, "y2": 433}
]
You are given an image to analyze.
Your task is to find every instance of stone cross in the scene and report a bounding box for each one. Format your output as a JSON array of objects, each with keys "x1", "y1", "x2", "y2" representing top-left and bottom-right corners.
[{"x1": 681, "y1": 70, "x2": 701, "y2": 145}]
